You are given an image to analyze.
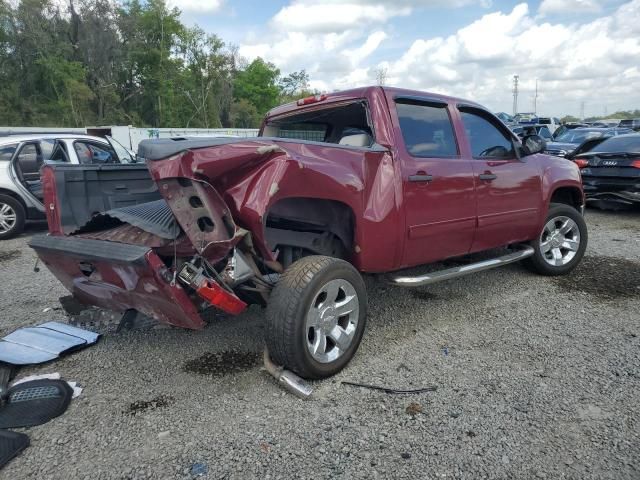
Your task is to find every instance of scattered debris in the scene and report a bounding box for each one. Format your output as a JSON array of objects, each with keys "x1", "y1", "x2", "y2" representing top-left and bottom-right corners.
[
  {"x1": 406, "y1": 402, "x2": 423, "y2": 416},
  {"x1": 11, "y1": 373, "x2": 82, "y2": 398},
  {"x1": 341, "y1": 381, "x2": 437, "y2": 395},
  {"x1": 183, "y1": 351, "x2": 260, "y2": 377},
  {"x1": 0, "y1": 321, "x2": 100, "y2": 366},
  {"x1": 190, "y1": 462, "x2": 208, "y2": 477},
  {"x1": 0, "y1": 379, "x2": 73, "y2": 428},
  {"x1": 0, "y1": 430, "x2": 29, "y2": 471},
  {"x1": 126, "y1": 395, "x2": 175, "y2": 415}
]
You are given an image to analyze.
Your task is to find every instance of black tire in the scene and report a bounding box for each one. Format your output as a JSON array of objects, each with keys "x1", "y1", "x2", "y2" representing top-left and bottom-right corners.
[
  {"x1": 524, "y1": 202, "x2": 588, "y2": 276},
  {"x1": 0, "y1": 194, "x2": 26, "y2": 240},
  {"x1": 265, "y1": 255, "x2": 367, "y2": 379}
]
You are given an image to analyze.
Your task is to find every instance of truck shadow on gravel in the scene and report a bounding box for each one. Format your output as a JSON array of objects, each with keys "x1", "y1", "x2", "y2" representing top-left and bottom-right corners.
[
  {"x1": 182, "y1": 350, "x2": 261, "y2": 377},
  {"x1": 554, "y1": 255, "x2": 640, "y2": 300}
]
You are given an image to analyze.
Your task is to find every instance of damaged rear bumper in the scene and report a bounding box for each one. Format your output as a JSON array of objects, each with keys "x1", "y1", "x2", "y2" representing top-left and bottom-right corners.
[{"x1": 29, "y1": 235, "x2": 207, "y2": 329}]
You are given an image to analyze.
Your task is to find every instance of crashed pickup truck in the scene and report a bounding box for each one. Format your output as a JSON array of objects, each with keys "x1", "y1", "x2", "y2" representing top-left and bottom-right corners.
[{"x1": 30, "y1": 86, "x2": 588, "y2": 380}]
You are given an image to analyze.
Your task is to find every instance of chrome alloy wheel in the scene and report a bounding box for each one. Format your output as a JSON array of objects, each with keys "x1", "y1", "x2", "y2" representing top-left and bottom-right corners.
[
  {"x1": 0, "y1": 202, "x2": 17, "y2": 234},
  {"x1": 539, "y1": 215, "x2": 581, "y2": 267},
  {"x1": 305, "y1": 278, "x2": 359, "y2": 364}
]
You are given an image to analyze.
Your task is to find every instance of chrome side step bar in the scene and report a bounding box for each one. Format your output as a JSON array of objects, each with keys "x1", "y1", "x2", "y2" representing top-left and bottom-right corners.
[{"x1": 390, "y1": 245, "x2": 535, "y2": 287}]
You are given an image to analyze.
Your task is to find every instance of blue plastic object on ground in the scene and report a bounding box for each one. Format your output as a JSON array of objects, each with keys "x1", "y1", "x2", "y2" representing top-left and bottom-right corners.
[{"x1": 0, "y1": 321, "x2": 100, "y2": 366}]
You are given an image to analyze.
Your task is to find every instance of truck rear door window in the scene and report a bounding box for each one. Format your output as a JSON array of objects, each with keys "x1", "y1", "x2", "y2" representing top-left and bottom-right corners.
[
  {"x1": 395, "y1": 101, "x2": 458, "y2": 157},
  {"x1": 263, "y1": 101, "x2": 373, "y2": 147}
]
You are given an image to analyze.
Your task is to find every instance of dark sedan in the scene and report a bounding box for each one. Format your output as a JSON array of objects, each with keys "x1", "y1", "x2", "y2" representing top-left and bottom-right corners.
[
  {"x1": 545, "y1": 127, "x2": 633, "y2": 157},
  {"x1": 572, "y1": 134, "x2": 640, "y2": 209}
]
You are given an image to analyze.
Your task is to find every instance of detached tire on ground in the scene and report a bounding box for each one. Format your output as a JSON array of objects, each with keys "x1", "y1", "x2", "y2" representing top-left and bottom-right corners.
[
  {"x1": 265, "y1": 255, "x2": 367, "y2": 379},
  {"x1": 0, "y1": 194, "x2": 25, "y2": 240},
  {"x1": 524, "y1": 202, "x2": 588, "y2": 276}
]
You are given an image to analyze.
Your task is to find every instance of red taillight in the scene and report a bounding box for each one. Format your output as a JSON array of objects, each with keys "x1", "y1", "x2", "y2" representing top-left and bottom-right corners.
[
  {"x1": 574, "y1": 159, "x2": 589, "y2": 169},
  {"x1": 296, "y1": 94, "x2": 327, "y2": 106},
  {"x1": 632, "y1": 160, "x2": 640, "y2": 168},
  {"x1": 196, "y1": 279, "x2": 247, "y2": 315},
  {"x1": 41, "y1": 165, "x2": 63, "y2": 234}
]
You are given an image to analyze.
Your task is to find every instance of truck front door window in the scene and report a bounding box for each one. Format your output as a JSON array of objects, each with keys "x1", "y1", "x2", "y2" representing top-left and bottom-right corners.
[
  {"x1": 396, "y1": 101, "x2": 458, "y2": 157},
  {"x1": 460, "y1": 111, "x2": 515, "y2": 159}
]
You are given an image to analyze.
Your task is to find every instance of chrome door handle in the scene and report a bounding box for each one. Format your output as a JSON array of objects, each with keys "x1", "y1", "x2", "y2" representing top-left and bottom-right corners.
[
  {"x1": 479, "y1": 173, "x2": 497, "y2": 181},
  {"x1": 409, "y1": 174, "x2": 433, "y2": 182}
]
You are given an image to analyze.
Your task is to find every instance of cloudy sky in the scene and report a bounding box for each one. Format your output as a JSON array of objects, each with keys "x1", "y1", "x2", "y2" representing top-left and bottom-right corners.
[{"x1": 171, "y1": 0, "x2": 640, "y2": 117}]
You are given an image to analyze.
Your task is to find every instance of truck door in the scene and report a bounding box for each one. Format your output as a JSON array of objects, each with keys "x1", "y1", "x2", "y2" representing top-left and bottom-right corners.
[
  {"x1": 456, "y1": 106, "x2": 543, "y2": 252},
  {"x1": 390, "y1": 97, "x2": 477, "y2": 268}
]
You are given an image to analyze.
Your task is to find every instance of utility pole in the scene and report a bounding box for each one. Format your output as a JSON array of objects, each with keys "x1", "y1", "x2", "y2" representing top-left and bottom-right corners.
[
  {"x1": 512, "y1": 75, "x2": 519, "y2": 115},
  {"x1": 533, "y1": 79, "x2": 538, "y2": 114},
  {"x1": 580, "y1": 101, "x2": 585, "y2": 121}
]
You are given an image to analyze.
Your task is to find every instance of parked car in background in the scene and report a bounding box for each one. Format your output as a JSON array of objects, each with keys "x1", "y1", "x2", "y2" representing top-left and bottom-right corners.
[
  {"x1": 510, "y1": 124, "x2": 553, "y2": 142},
  {"x1": 591, "y1": 119, "x2": 622, "y2": 128},
  {"x1": 536, "y1": 117, "x2": 561, "y2": 134},
  {"x1": 0, "y1": 134, "x2": 135, "y2": 239},
  {"x1": 619, "y1": 119, "x2": 640, "y2": 131},
  {"x1": 552, "y1": 123, "x2": 588, "y2": 140},
  {"x1": 495, "y1": 112, "x2": 515, "y2": 125},
  {"x1": 545, "y1": 127, "x2": 633, "y2": 157},
  {"x1": 571, "y1": 134, "x2": 640, "y2": 209},
  {"x1": 514, "y1": 112, "x2": 537, "y2": 124}
]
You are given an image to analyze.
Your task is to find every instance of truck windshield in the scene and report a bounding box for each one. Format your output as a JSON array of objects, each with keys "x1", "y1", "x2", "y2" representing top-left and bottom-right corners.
[{"x1": 263, "y1": 101, "x2": 373, "y2": 146}]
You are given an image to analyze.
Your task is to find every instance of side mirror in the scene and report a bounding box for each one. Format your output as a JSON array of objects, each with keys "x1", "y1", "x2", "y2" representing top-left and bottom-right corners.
[{"x1": 522, "y1": 134, "x2": 546, "y2": 156}]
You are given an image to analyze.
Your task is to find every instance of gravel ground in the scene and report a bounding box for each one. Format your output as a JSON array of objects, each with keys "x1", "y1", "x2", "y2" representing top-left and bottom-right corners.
[{"x1": 1, "y1": 209, "x2": 639, "y2": 479}]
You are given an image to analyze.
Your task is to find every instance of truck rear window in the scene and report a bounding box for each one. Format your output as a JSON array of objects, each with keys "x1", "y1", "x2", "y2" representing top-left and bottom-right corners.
[
  {"x1": 263, "y1": 101, "x2": 373, "y2": 147},
  {"x1": 396, "y1": 100, "x2": 457, "y2": 157},
  {"x1": 275, "y1": 123, "x2": 327, "y2": 142}
]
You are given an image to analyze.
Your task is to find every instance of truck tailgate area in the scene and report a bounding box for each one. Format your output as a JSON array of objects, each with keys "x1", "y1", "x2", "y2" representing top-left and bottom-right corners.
[{"x1": 29, "y1": 235, "x2": 205, "y2": 329}]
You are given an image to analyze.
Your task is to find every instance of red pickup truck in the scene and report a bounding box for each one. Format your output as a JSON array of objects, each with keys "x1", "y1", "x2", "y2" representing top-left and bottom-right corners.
[{"x1": 30, "y1": 86, "x2": 587, "y2": 380}]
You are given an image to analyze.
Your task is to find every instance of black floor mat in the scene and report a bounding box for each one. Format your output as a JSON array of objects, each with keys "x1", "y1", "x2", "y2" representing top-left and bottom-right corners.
[
  {"x1": 0, "y1": 379, "x2": 73, "y2": 429},
  {"x1": 0, "y1": 430, "x2": 29, "y2": 470}
]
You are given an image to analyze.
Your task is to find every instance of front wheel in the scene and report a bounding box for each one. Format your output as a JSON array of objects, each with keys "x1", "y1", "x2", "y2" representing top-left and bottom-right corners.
[
  {"x1": 265, "y1": 256, "x2": 367, "y2": 379},
  {"x1": 0, "y1": 195, "x2": 25, "y2": 240},
  {"x1": 524, "y1": 202, "x2": 588, "y2": 276}
]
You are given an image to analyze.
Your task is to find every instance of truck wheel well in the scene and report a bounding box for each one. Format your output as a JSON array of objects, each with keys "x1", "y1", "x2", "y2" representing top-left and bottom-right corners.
[
  {"x1": 265, "y1": 198, "x2": 355, "y2": 268},
  {"x1": 549, "y1": 187, "x2": 582, "y2": 211}
]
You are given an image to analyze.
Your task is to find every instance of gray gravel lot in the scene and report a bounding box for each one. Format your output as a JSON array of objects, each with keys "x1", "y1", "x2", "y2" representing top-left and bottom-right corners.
[{"x1": 1, "y1": 210, "x2": 639, "y2": 479}]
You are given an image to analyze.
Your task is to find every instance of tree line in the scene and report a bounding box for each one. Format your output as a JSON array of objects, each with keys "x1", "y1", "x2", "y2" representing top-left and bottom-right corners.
[{"x1": 0, "y1": 0, "x2": 314, "y2": 128}]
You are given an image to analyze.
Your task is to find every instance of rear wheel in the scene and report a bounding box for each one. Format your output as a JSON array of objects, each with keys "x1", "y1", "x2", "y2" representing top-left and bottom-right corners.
[
  {"x1": 524, "y1": 203, "x2": 587, "y2": 276},
  {"x1": 0, "y1": 195, "x2": 25, "y2": 240},
  {"x1": 265, "y1": 255, "x2": 367, "y2": 379}
]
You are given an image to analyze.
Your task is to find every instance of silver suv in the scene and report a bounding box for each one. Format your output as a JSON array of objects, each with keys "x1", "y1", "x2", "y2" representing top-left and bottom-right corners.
[{"x1": 0, "y1": 134, "x2": 135, "y2": 239}]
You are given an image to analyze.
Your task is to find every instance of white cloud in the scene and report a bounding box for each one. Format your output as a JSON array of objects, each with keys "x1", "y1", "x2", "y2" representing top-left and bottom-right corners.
[
  {"x1": 240, "y1": 0, "x2": 640, "y2": 116},
  {"x1": 539, "y1": 0, "x2": 601, "y2": 15},
  {"x1": 272, "y1": 3, "x2": 409, "y2": 33},
  {"x1": 168, "y1": 0, "x2": 224, "y2": 13},
  {"x1": 379, "y1": 1, "x2": 640, "y2": 115}
]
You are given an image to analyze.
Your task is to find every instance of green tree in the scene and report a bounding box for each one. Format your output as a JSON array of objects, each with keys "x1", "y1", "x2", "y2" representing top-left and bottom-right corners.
[{"x1": 233, "y1": 57, "x2": 280, "y2": 117}]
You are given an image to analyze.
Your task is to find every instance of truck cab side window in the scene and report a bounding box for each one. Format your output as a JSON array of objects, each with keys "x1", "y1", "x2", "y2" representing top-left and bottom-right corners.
[
  {"x1": 460, "y1": 110, "x2": 515, "y2": 159},
  {"x1": 396, "y1": 101, "x2": 458, "y2": 158}
]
